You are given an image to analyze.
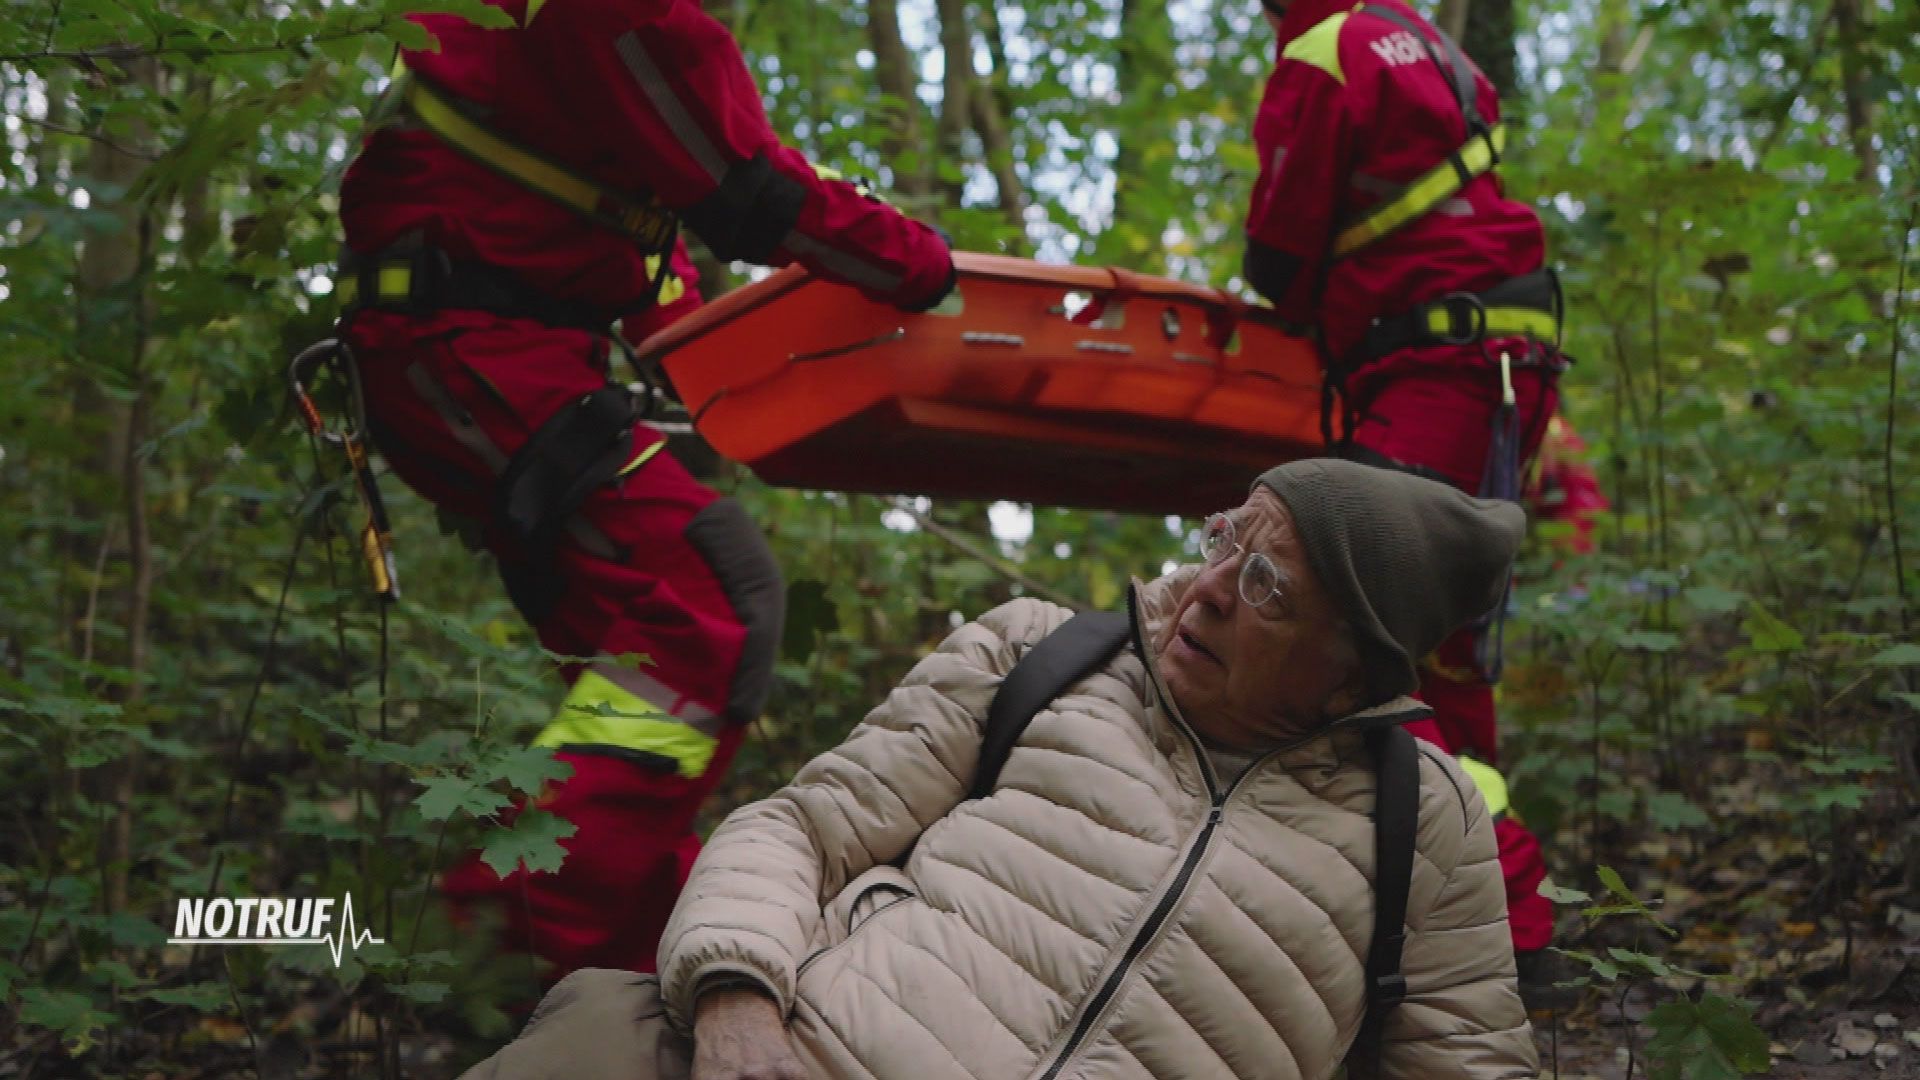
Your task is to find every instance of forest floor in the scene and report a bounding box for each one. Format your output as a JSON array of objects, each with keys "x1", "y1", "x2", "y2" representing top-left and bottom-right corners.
[{"x1": 1525, "y1": 814, "x2": 1919, "y2": 1079}]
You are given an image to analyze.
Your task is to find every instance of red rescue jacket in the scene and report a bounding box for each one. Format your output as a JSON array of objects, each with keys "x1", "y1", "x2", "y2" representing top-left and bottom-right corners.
[
  {"x1": 1243, "y1": 0, "x2": 1545, "y2": 382},
  {"x1": 340, "y1": 0, "x2": 954, "y2": 322}
]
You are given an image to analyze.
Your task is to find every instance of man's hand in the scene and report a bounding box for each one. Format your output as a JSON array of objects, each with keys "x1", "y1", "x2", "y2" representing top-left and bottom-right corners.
[{"x1": 692, "y1": 987, "x2": 807, "y2": 1080}]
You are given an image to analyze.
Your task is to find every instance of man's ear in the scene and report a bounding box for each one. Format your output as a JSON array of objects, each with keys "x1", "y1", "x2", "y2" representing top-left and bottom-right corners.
[
  {"x1": 1322, "y1": 647, "x2": 1369, "y2": 720},
  {"x1": 1324, "y1": 682, "x2": 1367, "y2": 720}
]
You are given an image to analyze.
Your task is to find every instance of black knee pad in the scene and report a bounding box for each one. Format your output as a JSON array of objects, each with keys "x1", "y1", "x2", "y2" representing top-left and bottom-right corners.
[{"x1": 683, "y1": 498, "x2": 784, "y2": 723}]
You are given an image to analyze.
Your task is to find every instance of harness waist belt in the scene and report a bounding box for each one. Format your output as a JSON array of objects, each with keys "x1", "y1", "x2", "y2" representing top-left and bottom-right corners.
[
  {"x1": 337, "y1": 244, "x2": 623, "y2": 331},
  {"x1": 1350, "y1": 268, "x2": 1564, "y2": 364}
]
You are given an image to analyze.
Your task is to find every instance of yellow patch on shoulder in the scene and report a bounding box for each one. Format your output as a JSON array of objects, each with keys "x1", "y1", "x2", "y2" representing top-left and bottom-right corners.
[{"x1": 1281, "y1": 11, "x2": 1352, "y2": 86}]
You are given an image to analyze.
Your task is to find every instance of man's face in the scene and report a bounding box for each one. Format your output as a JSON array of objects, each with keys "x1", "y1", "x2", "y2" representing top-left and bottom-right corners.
[{"x1": 1154, "y1": 489, "x2": 1362, "y2": 750}]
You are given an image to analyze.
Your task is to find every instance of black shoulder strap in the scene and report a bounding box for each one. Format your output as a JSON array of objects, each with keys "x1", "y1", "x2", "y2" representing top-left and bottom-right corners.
[
  {"x1": 1352, "y1": 724, "x2": 1419, "y2": 1077},
  {"x1": 1358, "y1": 4, "x2": 1487, "y2": 137},
  {"x1": 970, "y1": 611, "x2": 1132, "y2": 801}
]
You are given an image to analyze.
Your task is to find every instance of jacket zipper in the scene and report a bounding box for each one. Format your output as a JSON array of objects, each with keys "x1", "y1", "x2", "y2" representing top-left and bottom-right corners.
[{"x1": 1036, "y1": 797, "x2": 1226, "y2": 1080}]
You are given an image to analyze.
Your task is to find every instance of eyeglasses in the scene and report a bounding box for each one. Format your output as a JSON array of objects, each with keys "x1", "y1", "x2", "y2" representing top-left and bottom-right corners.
[{"x1": 1202, "y1": 512, "x2": 1284, "y2": 610}]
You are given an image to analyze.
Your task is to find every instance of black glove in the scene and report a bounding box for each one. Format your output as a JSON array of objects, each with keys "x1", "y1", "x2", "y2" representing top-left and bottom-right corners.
[{"x1": 896, "y1": 259, "x2": 958, "y2": 313}]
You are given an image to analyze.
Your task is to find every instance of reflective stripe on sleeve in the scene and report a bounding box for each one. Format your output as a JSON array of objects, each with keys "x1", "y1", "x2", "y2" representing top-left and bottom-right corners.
[
  {"x1": 783, "y1": 231, "x2": 905, "y2": 296},
  {"x1": 613, "y1": 31, "x2": 729, "y2": 183},
  {"x1": 1457, "y1": 754, "x2": 1511, "y2": 819},
  {"x1": 534, "y1": 664, "x2": 724, "y2": 778},
  {"x1": 1333, "y1": 122, "x2": 1506, "y2": 257}
]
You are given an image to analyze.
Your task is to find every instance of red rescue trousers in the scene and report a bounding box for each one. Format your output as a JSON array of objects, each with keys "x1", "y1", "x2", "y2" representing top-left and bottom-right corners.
[
  {"x1": 349, "y1": 309, "x2": 781, "y2": 978},
  {"x1": 1348, "y1": 358, "x2": 1558, "y2": 953}
]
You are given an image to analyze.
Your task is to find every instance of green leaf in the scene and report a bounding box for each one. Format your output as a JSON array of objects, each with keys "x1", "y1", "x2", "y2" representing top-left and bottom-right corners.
[
  {"x1": 1646, "y1": 790, "x2": 1710, "y2": 830},
  {"x1": 414, "y1": 776, "x2": 510, "y2": 822},
  {"x1": 1683, "y1": 585, "x2": 1747, "y2": 615},
  {"x1": 1595, "y1": 865, "x2": 1677, "y2": 936},
  {"x1": 1596, "y1": 865, "x2": 1635, "y2": 900},
  {"x1": 1807, "y1": 782, "x2": 1869, "y2": 811},
  {"x1": 1607, "y1": 946, "x2": 1674, "y2": 978},
  {"x1": 486, "y1": 746, "x2": 574, "y2": 795},
  {"x1": 412, "y1": 0, "x2": 518, "y2": 30},
  {"x1": 142, "y1": 983, "x2": 231, "y2": 1011},
  {"x1": 394, "y1": 979, "x2": 451, "y2": 1004},
  {"x1": 479, "y1": 809, "x2": 577, "y2": 877},
  {"x1": 385, "y1": 18, "x2": 441, "y2": 53},
  {"x1": 1865, "y1": 642, "x2": 1920, "y2": 667},
  {"x1": 1645, "y1": 995, "x2": 1770, "y2": 1079},
  {"x1": 1740, "y1": 602, "x2": 1804, "y2": 654},
  {"x1": 1616, "y1": 629, "x2": 1682, "y2": 652},
  {"x1": 17, "y1": 989, "x2": 115, "y2": 1055},
  {"x1": 1539, "y1": 882, "x2": 1591, "y2": 905},
  {"x1": 1554, "y1": 948, "x2": 1621, "y2": 982}
]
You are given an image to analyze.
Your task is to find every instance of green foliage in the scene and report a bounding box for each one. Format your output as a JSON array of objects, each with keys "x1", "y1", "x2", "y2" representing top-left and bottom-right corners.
[
  {"x1": 478, "y1": 809, "x2": 577, "y2": 878},
  {"x1": 1645, "y1": 996, "x2": 1772, "y2": 1080}
]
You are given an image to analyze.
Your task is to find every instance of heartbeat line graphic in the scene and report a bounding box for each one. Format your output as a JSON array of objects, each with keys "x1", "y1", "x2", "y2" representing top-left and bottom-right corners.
[
  {"x1": 318, "y1": 893, "x2": 385, "y2": 967},
  {"x1": 167, "y1": 894, "x2": 386, "y2": 968}
]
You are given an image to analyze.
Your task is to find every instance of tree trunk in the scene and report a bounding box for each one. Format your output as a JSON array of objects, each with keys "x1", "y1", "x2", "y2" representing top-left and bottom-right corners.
[
  {"x1": 866, "y1": 0, "x2": 935, "y2": 200},
  {"x1": 1459, "y1": 0, "x2": 1518, "y2": 105},
  {"x1": 970, "y1": 74, "x2": 1029, "y2": 247},
  {"x1": 933, "y1": 0, "x2": 974, "y2": 212},
  {"x1": 73, "y1": 58, "x2": 157, "y2": 917},
  {"x1": 1436, "y1": 0, "x2": 1470, "y2": 41},
  {"x1": 1831, "y1": 0, "x2": 1881, "y2": 183}
]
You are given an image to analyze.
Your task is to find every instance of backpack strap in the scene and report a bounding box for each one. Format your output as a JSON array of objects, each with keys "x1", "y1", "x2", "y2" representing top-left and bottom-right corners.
[
  {"x1": 970, "y1": 611, "x2": 1132, "y2": 801},
  {"x1": 1352, "y1": 724, "x2": 1419, "y2": 1077}
]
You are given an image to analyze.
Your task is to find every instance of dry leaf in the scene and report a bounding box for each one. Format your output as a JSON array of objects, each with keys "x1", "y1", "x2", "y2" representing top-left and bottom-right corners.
[{"x1": 1834, "y1": 1019, "x2": 1878, "y2": 1058}]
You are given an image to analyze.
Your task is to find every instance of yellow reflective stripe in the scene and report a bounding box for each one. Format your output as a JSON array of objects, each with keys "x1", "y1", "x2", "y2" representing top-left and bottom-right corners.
[
  {"x1": 534, "y1": 670, "x2": 718, "y2": 778},
  {"x1": 1423, "y1": 304, "x2": 1558, "y2": 340},
  {"x1": 1458, "y1": 755, "x2": 1510, "y2": 818},
  {"x1": 1334, "y1": 123, "x2": 1506, "y2": 257},
  {"x1": 1282, "y1": 10, "x2": 1351, "y2": 85},
  {"x1": 377, "y1": 265, "x2": 411, "y2": 302},
  {"x1": 615, "y1": 438, "x2": 667, "y2": 478},
  {"x1": 404, "y1": 78, "x2": 605, "y2": 218},
  {"x1": 656, "y1": 272, "x2": 686, "y2": 306},
  {"x1": 334, "y1": 264, "x2": 413, "y2": 309},
  {"x1": 1486, "y1": 307, "x2": 1559, "y2": 339},
  {"x1": 392, "y1": 71, "x2": 676, "y2": 256},
  {"x1": 523, "y1": 0, "x2": 549, "y2": 26}
]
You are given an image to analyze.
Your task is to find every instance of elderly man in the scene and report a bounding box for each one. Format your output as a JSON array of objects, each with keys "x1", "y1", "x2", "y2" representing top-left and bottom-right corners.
[{"x1": 462, "y1": 459, "x2": 1539, "y2": 1080}]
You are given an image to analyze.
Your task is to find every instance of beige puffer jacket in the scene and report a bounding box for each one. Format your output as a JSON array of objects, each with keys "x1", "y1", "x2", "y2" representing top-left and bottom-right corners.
[{"x1": 659, "y1": 571, "x2": 1537, "y2": 1080}]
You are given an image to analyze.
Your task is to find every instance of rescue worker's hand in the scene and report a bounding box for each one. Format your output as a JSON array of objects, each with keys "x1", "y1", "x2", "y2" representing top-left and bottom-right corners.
[
  {"x1": 692, "y1": 987, "x2": 806, "y2": 1080},
  {"x1": 893, "y1": 221, "x2": 956, "y2": 313}
]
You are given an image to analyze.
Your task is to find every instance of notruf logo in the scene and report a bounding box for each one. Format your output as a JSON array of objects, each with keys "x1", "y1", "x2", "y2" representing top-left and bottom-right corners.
[{"x1": 168, "y1": 894, "x2": 385, "y2": 967}]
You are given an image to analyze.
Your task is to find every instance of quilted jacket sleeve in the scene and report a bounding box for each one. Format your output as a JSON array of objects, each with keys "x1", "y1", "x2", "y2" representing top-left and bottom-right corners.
[
  {"x1": 1373, "y1": 745, "x2": 1538, "y2": 1079},
  {"x1": 655, "y1": 597, "x2": 1071, "y2": 1032}
]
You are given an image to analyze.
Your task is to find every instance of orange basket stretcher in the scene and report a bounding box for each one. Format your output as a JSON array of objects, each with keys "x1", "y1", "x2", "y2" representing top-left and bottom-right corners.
[{"x1": 633, "y1": 252, "x2": 1324, "y2": 518}]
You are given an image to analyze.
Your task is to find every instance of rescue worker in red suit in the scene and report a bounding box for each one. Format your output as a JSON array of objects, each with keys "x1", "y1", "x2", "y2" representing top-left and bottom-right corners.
[
  {"x1": 336, "y1": 0, "x2": 955, "y2": 980},
  {"x1": 1529, "y1": 414, "x2": 1610, "y2": 556},
  {"x1": 1240, "y1": 0, "x2": 1566, "y2": 988}
]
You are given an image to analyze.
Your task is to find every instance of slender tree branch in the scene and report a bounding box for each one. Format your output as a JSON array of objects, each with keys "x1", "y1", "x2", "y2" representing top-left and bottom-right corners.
[
  {"x1": 42, "y1": 0, "x2": 64, "y2": 54},
  {"x1": 0, "y1": 21, "x2": 386, "y2": 67},
  {"x1": 17, "y1": 115, "x2": 159, "y2": 162},
  {"x1": 1885, "y1": 202, "x2": 1914, "y2": 637},
  {"x1": 894, "y1": 502, "x2": 1087, "y2": 612}
]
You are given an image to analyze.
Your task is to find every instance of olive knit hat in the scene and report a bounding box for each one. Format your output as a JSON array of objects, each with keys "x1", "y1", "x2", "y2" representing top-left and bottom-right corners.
[{"x1": 1253, "y1": 458, "x2": 1526, "y2": 706}]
